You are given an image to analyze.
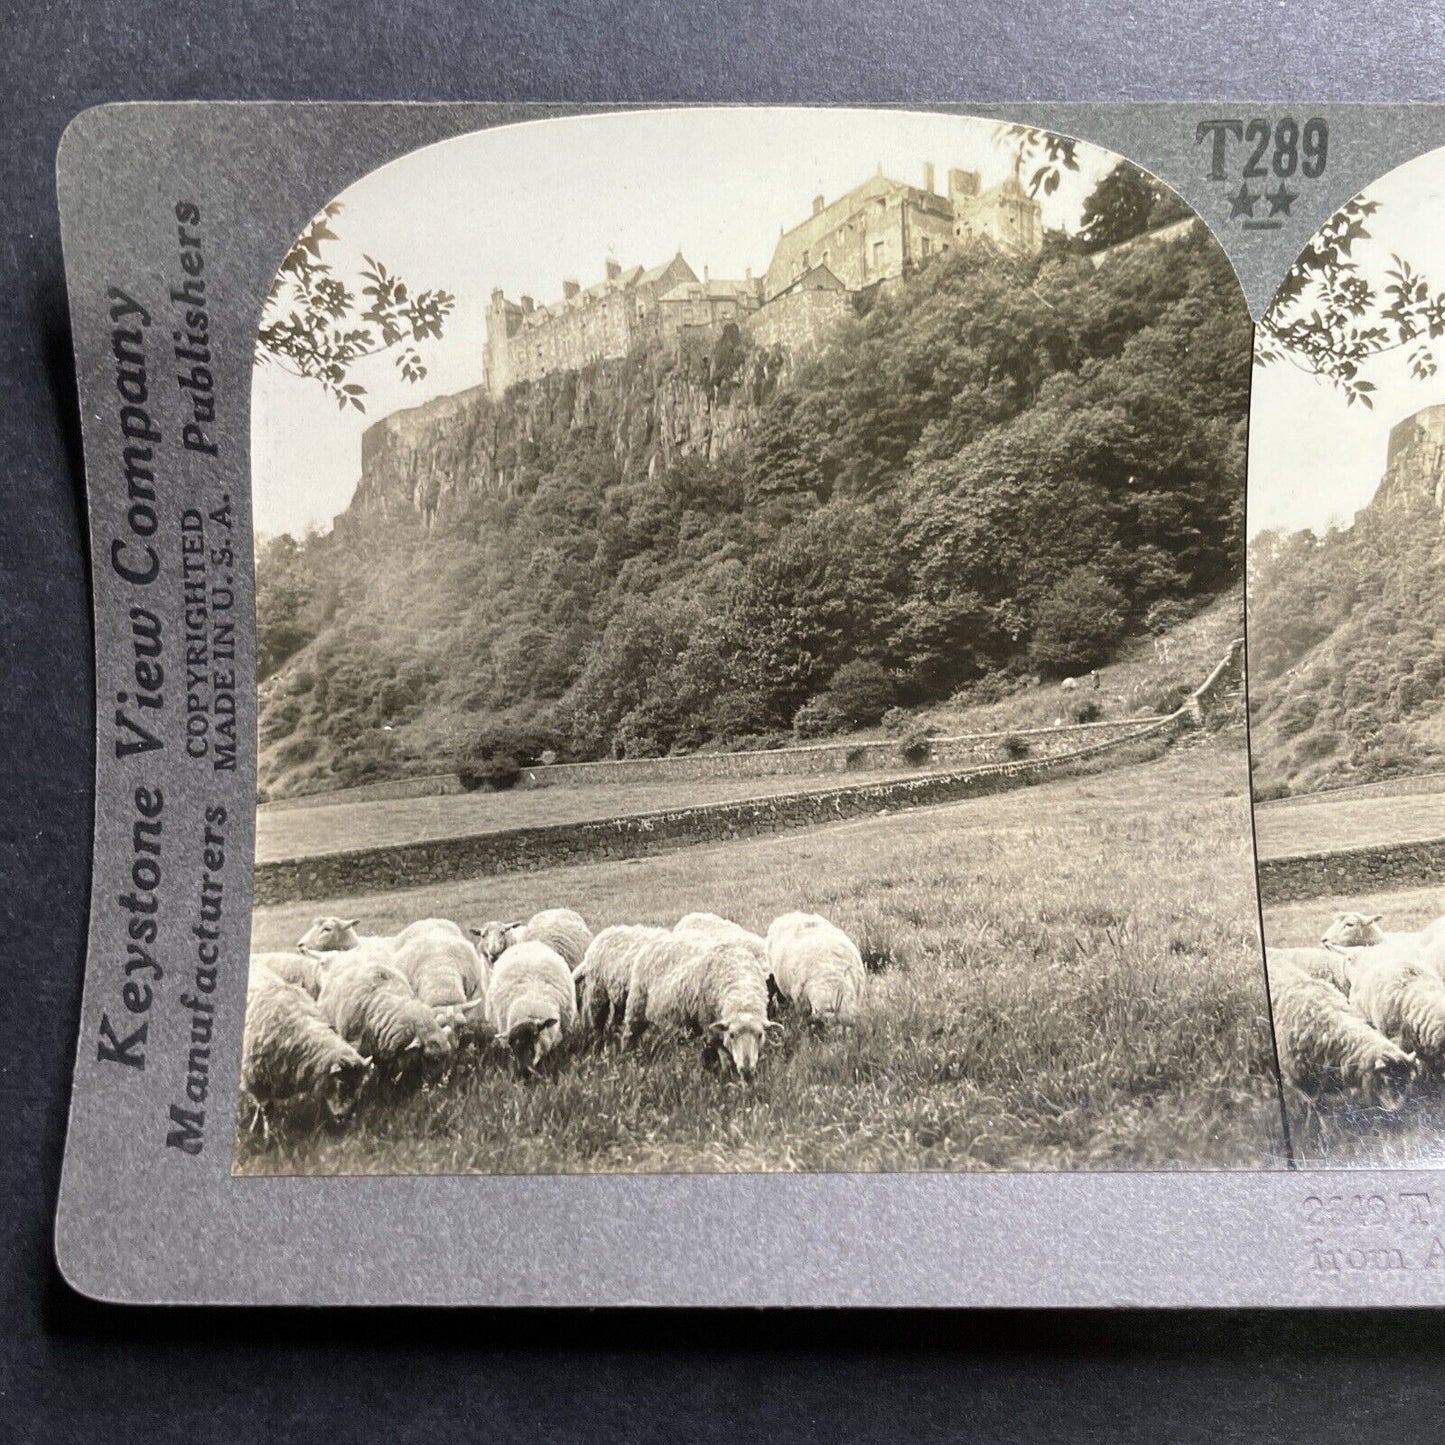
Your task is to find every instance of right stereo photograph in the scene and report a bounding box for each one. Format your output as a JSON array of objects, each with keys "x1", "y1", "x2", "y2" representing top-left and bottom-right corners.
[{"x1": 1251, "y1": 144, "x2": 1445, "y2": 1166}]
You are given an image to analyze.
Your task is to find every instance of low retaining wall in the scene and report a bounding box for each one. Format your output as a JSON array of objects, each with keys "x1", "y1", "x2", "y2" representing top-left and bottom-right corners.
[
  {"x1": 1256, "y1": 769, "x2": 1445, "y2": 811},
  {"x1": 253, "y1": 713, "x2": 1187, "y2": 906},
  {"x1": 520, "y1": 716, "x2": 1162, "y2": 789},
  {"x1": 1257, "y1": 837, "x2": 1445, "y2": 905},
  {"x1": 260, "y1": 773, "x2": 466, "y2": 813}
]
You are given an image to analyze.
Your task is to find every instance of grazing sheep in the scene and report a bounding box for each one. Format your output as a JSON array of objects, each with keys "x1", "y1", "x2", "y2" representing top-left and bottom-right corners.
[
  {"x1": 241, "y1": 972, "x2": 372, "y2": 1133},
  {"x1": 487, "y1": 940, "x2": 578, "y2": 1073},
  {"x1": 250, "y1": 950, "x2": 325, "y2": 999},
  {"x1": 766, "y1": 911, "x2": 867, "y2": 1026},
  {"x1": 521, "y1": 908, "x2": 593, "y2": 969},
  {"x1": 1270, "y1": 964, "x2": 1420, "y2": 1110},
  {"x1": 389, "y1": 928, "x2": 489, "y2": 1042},
  {"x1": 1347, "y1": 955, "x2": 1445, "y2": 1076},
  {"x1": 674, "y1": 911, "x2": 768, "y2": 963},
  {"x1": 1060, "y1": 676, "x2": 1079, "y2": 692},
  {"x1": 573, "y1": 924, "x2": 672, "y2": 1035},
  {"x1": 316, "y1": 955, "x2": 454, "y2": 1086},
  {"x1": 624, "y1": 939, "x2": 779, "y2": 1080},
  {"x1": 473, "y1": 908, "x2": 593, "y2": 970},
  {"x1": 1267, "y1": 945, "x2": 1350, "y2": 995}
]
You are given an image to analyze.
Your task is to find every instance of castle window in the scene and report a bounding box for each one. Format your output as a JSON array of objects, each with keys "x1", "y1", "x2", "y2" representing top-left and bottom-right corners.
[
  {"x1": 873, "y1": 240, "x2": 884, "y2": 268},
  {"x1": 919, "y1": 237, "x2": 930, "y2": 257}
]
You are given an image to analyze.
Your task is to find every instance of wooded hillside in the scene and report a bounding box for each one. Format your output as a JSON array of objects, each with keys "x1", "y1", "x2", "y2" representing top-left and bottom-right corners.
[{"x1": 256, "y1": 222, "x2": 1250, "y2": 799}]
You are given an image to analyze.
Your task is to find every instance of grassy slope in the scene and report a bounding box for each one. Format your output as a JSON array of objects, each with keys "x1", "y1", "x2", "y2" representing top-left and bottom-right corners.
[
  {"x1": 259, "y1": 764, "x2": 940, "y2": 865},
  {"x1": 239, "y1": 735, "x2": 1282, "y2": 1176},
  {"x1": 1262, "y1": 884, "x2": 1445, "y2": 1168},
  {"x1": 1254, "y1": 791, "x2": 1445, "y2": 861},
  {"x1": 911, "y1": 588, "x2": 1242, "y2": 738}
]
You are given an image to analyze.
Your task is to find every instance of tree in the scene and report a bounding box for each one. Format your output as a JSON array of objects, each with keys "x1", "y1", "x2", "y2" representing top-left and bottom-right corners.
[
  {"x1": 1077, "y1": 162, "x2": 1162, "y2": 252},
  {"x1": 1028, "y1": 570, "x2": 1128, "y2": 675},
  {"x1": 256, "y1": 203, "x2": 456, "y2": 410}
]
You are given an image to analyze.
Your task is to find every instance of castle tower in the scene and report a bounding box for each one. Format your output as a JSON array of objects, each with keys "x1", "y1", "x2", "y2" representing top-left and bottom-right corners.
[{"x1": 484, "y1": 286, "x2": 524, "y2": 396}]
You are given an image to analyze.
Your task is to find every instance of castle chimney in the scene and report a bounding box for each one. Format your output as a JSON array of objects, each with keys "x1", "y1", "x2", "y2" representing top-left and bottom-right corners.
[
  {"x1": 812, "y1": 194, "x2": 825, "y2": 215},
  {"x1": 924, "y1": 162, "x2": 935, "y2": 193},
  {"x1": 745, "y1": 266, "x2": 752, "y2": 281},
  {"x1": 949, "y1": 167, "x2": 980, "y2": 201},
  {"x1": 704, "y1": 265, "x2": 709, "y2": 282},
  {"x1": 520, "y1": 294, "x2": 534, "y2": 314},
  {"x1": 605, "y1": 258, "x2": 621, "y2": 281},
  {"x1": 562, "y1": 278, "x2": 580, "y2": 300}
]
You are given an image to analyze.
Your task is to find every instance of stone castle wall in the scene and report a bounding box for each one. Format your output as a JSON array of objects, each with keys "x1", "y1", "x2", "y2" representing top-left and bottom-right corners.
[{"x1": 745, "y1": 288, "x2": 853, "y2": 355}]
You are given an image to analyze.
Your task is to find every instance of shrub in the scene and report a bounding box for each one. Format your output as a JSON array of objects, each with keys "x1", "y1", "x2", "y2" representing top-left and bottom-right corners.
[
  {"x1": 1071, "y1": 699, "x2": 1104, "y2": 724},
  {"x1": 1148, "y1": 681, "x2": 1192, "y2": 716},
  {"x1": 898, "y1": 724, "x2": 933, "y2": 766},
  {"x1": 823, "y1": 659, "x2": 896, "y2": 728},
  {"x1": 792, "y1": 694, "x2": 848, "y2": 740},
  {"x1": 880, "y1": 705, "x2": 913, "y2": 736},
  {"x1": 1002, "y1": 733, "x2": 1030, "y2": 760}
]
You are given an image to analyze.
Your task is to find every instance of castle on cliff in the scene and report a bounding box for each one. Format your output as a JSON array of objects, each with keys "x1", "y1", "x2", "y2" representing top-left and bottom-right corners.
[{"x1": 483, "y1": 162, "x2": 1043, "y2": 397}]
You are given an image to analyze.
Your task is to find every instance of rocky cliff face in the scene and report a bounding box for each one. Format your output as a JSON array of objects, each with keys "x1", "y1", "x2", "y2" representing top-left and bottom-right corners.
[
  {"x1": 346, "y1": 342, "x2": 783, "y2": 531},
  {"x1": 1371, "y1": 403, "x2": 1445, "y2": 520}
]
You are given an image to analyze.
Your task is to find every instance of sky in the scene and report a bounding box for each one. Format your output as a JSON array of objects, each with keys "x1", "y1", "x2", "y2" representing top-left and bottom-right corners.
[
  {"x1": 1248, "y1": 145, "x2": 1445, "y2": 537},
  {"x1": 251, "y1": 107, "x2": 1117, "y2": 538}
]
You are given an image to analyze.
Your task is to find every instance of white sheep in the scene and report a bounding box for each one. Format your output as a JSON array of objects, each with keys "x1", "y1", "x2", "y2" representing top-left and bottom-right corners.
[
  {"x1": 623, "y1": 938, "x2": 779, "y2": 1080},
  {"x1": 1321, "y1": 910, "x2": 1445, "y2": 958},
  {"x1": 674, "y1": 911, "x2": 768, "y2": 962},
  {"x1": 487, "y1": 939, "x2": 578, "y2": 1072},
  {"x1": 765, "y1": 911, "x2": 867, "y2": 1026},
  {"x1": 1060, "y1": 676, "x2": 1079, "y2": 692},
  {"x1": 520, "y1": 908, "x2": 593, "y2": 969},
  {"x1": 573, "y1": 924, "x2": 672, "y2": 1035},
  {"x1": 316, "y1": 955, "x2": 454, "y2": 1086},
  {"x1": 1347, "y1": 954, "x2": 1445, "y2": 1076},
  {"x1": 1269, "y1": 963, "x2": 1420, "y2": 1110},
  {"x1": 296, "y1": 914, "x2": 464, "y2": 953},
  {"x1": 250, "y1": 949, "x2": 325, "y2": 999},
  {"x1": 1267, "y1": 945, "x2": 1350, "y2": 995},
  {"x1": 472, "y1": 908, "x2": 592, "y2": 970},
  {"x1": 241, "y1": 971, "x2": 373, "y2": 1133},
  {"x1": 389, "y1": 928, "x2": 489, "y2": 1042}
]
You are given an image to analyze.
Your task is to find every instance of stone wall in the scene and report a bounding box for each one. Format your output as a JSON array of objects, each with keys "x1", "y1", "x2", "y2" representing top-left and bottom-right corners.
[
  {"x1": 520, "y1": 716, "x2": 1165, "y2": 789},
  {"x1": 253, "y1": 713, "x2": 1188, "y2": 906},
  {"x1": 745, "y1": 288, "x2": 853, "y2": 354},
  {"x1": 1257, "y1": 837, "x2": 1445, "y2": 905},
  {"x1": 1256, "y1": 769, "x2": 1445, "y2": 810},
  {"x1": 259, "y1": 773, "x2": 464, "y2": 814}
]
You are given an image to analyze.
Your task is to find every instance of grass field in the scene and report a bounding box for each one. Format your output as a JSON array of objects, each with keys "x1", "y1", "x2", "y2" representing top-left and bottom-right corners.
[
  {"x1": 256, "y1": 765, "x2": 933, "y2": 864},
  {"x1": 1254, "y1": 790, "x2": 1445, "y2": 861},
  {"x1": 237, "y1": 734, "x2": 1284, "y2": 1177},
  {"x1": 1263, "y1": 886, "x2": 1445, "y2": 1168}
]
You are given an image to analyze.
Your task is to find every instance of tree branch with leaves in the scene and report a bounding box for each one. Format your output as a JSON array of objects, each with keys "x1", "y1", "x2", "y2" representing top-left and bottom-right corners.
[
  {"x1": 1255, "y1": 196, "x2": 1445, "y2": 408},
  {"x1": 256, "y1": 202, "x2": 457, "y2": 412}
]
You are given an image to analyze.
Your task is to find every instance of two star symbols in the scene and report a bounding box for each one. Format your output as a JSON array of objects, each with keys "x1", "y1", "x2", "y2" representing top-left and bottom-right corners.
[{"x1": 1228, "y1": 181, "x2": 1297, "y2": 220}]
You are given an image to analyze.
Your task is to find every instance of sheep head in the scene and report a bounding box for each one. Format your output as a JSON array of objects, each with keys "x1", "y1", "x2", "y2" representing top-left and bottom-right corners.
[
  {"x1": 504, "y1": 1015, "x2": 561, "y2": 1072},
  {"x1": 1321, "y1": 912, "x2": 1385, "y2": 948},
  {"x1": 707, "y1": 1011, "x2": 781, "y2": 1081},
  {"x1": 298, "y1": 915, "x2": 362, "y2": 951}
]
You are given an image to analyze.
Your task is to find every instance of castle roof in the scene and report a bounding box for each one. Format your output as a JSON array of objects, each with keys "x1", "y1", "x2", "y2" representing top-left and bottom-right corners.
[{"x1": 658, "y1": 276, "x2": 763, "y2": 304}]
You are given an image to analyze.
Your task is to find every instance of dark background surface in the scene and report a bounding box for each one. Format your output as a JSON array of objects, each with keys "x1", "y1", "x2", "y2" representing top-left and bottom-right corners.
[{"x1": 6, "y1": 3, "x2": 1445, "y2": 1438}]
